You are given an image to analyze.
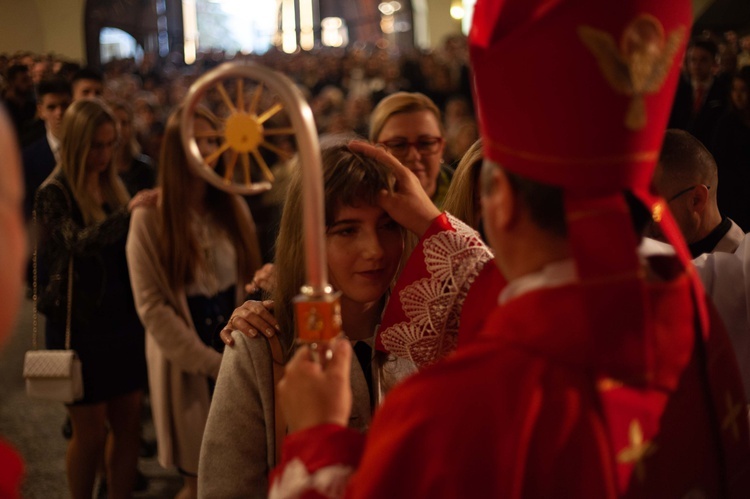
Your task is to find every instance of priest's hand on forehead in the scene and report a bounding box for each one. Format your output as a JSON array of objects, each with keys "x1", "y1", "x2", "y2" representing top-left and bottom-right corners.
[{"x1": 348, "y1": 140, "x2": 440, "y2": 238}]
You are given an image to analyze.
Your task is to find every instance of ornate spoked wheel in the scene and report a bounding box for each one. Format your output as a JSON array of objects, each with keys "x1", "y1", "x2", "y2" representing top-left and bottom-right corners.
[
  {"x1": 180, "y1": 62, "x2": 341, "y2": 360},
  {"x1": 180, "y1": 62, "x2": 310, "y2": 196}
]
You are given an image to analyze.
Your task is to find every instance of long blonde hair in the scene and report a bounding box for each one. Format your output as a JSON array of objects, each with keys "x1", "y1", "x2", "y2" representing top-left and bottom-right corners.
[
  {"x1": 272, "y1": 135, "x2": 398, "y2": 346},
  {"x1": 157, "y1": 106, "x2": 262, "y2": 291},
  {"x1": 58, "y1": 99, "x2": 130, "y2": 225},
  {"x1": 442, "y1": 138, "x2": 484, "y2": 229}
]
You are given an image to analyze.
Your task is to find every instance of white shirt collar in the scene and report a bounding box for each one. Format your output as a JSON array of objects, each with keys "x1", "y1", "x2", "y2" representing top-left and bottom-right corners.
[
  {"x1": 691, "y1": 76, "x2": 714, "y2": 91},
  {"x1": 498, "y1": 259, "x2": 578, "y2": 305},
  {"x1": 46, "y1": 126, "x2": 61, "y2": 163}
]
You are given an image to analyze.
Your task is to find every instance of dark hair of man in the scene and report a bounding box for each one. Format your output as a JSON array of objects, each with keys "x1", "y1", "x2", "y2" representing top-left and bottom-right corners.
[
  {"x1": 71, "y1": 67, "x2": 103, "y2": 85},
  {"x1": 7, "y1": 64, "x2": 29, "y2": 82},
  {"x1": 56, "y1": 62, "x2": 81, "y2": 81},
  {"x1": 504, "y1": 170, "x2": 567, "y2": 237},
  {"x1": 659, "y1": 129, "x2": 717, "y2": 187},
  {"x1": 690, "y1": 38, "x2": 719, "y2": 59},
  {"x1": 37, "y1": 77, "x2": 71, "y2": 99},
  {"x1": 481, "y1": 162, "x2": 656, "y2": 238}
]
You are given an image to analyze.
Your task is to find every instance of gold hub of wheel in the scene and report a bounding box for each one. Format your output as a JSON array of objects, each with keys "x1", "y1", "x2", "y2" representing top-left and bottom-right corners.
[{"x1": 225, "y1": 113, "x2": 263, "y2": 153}]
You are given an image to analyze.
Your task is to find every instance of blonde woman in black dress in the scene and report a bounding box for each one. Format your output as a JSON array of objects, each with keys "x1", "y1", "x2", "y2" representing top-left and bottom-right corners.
[{"x1": 35, "y1": 98, "x2": 156, "y2": 499}]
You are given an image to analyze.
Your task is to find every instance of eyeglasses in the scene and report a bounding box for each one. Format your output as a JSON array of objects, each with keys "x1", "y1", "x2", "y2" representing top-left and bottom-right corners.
[
  {"x1": 378, "y1": 136, "x2": 444, "y2": 157},
  {"x1": 667, "y1": 184, "x2": 710, "y2": 202}
]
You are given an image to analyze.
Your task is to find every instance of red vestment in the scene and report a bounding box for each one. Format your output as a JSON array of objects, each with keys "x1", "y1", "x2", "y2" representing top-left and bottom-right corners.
[
  {"x1": 0, "y1": 438, "x2": 24, "y2": 499},
  {"x1": 270, "y1": 216, "x2": 750, "y2": 498}
]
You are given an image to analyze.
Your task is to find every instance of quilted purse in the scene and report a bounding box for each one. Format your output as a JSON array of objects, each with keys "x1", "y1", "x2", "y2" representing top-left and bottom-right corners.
[{"x1": 23, "y1": 180, "x2": 83, "y2": 403}]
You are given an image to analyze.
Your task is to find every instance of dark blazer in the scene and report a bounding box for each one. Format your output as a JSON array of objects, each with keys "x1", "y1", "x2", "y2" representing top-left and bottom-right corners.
[
  {"x1": 712, "y1": 110, "x2": 750, "y2": 231},
  {"x1": 22, "y1": 136, "x2": 56, "y2": 220},
  {"x1": 668, "y1": 75, "x2": 729, "y2": 151}
]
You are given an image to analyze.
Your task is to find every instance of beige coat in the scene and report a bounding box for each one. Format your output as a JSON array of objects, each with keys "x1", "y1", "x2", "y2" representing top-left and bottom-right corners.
[
  {"x1": 198, "y1": 331, "x2": 417, "y2": 498},
  {"x1": 126, "y1": 204, "x2": 250, "y2": 474}
]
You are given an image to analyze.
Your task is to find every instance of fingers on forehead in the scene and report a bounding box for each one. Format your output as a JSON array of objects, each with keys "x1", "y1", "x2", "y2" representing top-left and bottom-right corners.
[{"x1": 348, "y1": 140, "x2": 407, "y2": 177}]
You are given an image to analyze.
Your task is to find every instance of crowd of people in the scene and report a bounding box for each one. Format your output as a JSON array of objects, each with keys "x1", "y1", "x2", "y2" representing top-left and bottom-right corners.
[
  {"x1": 2, "y1": 1, "x2": 750, "y2": 497},
  {"x1": 0, "y1": 34, "x2": 476, "y2": 499}
]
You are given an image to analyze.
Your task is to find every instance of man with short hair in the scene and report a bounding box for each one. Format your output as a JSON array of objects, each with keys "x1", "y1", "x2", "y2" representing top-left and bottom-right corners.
[
  {"x1": 669, "y1": 38, "x2": 730, "y2": 150},
  {"x1": 21, "y1": 78, "x2": 71, "y2": 220},
  {"x1": 2, "y1": 64, "x2": 36, "y2": 139},
  {"x1": 650, "y1": 129, "x2": 744, "y2": 256},
  {"x1": 267, "y1": 1, "x2": 750, "y2": 497},
  {"x1": 71, "y1": 67, "x2": 103, "y2": 101}
]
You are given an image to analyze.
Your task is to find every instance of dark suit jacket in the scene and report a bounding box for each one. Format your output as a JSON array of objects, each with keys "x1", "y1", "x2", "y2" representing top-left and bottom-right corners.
[
  {"x1": 668, "y1": 75, "x2": 729, "y2": 151},
  {"x1": 22, "y1": 136, "x2": 56, "y2": 220}
]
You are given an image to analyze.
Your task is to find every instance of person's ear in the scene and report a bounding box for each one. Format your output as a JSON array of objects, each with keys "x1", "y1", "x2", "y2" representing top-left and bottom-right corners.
[
  {"x1": 481, "y1": 165, "x2": 517, "y2": 232},
  {"x1": 497, "y1": 168, "x2": 519, "y2": 230},
  {"x1": 690, "y1": 184, "x2": 710, "y2": 214}
]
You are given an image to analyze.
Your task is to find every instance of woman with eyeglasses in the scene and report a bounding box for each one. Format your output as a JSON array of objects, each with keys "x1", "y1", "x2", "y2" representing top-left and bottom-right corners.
[{"x1": 369, "y1": 92, "x2": 454, "y2": 208}]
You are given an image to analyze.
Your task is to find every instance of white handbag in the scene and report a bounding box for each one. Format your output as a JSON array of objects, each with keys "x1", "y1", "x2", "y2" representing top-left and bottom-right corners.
[
  {"x1": 23, "y1": 349, "x2": 83, "y2": 403},
  {"x1": 23, "y1": 181, "x2": 84, "y2": 404}
]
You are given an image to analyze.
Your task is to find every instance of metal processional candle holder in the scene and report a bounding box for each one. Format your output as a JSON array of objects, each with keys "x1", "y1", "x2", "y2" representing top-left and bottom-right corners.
[{"x1": 180, "y1": 62, "x2": 342, "y2": 362}]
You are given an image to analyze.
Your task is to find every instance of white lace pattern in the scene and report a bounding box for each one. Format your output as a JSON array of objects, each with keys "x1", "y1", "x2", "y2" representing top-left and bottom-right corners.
[
  {"x1": 269, "y1": 459, "x2": 354, "y2": 499},
  {"x1": 379, "y1": 214, "x2": 493, "y2": 367}
]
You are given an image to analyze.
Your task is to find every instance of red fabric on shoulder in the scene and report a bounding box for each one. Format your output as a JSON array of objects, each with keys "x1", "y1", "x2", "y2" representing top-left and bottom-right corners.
[{"x1": 458, "y1": 261, "x2": 505, "y2": 348}]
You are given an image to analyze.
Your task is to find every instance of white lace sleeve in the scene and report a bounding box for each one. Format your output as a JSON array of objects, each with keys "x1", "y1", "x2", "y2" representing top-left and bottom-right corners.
[
  {"x1": 378, "y1": 214, "x2": 493, "y2": 367},
  {"x1": 269, "y1": 459, "x2": 354, "y2": 499}
]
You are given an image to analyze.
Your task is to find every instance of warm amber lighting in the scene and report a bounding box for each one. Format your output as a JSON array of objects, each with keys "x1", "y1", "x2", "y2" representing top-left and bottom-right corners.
[
  {"x1": 450, "y1": 0, "x2": 464, "y2": 20},
  {"x1": 281, "y1": 0, "x2": 297, "y2": 54}
]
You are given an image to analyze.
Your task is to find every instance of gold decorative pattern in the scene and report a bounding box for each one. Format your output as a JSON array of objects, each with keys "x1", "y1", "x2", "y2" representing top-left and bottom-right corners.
[
  {"x1": 566, "y1": 204, "x2": 631, "y2": 223},
  {"x1": 485, "y1": 136, "x2": 658, "y2": 166},
  {"x1": 616, "y1": 419, "x2": 657, "y2": 483},
  {"x1": 722, "y1": 391, "x2": 743, "y2": 441},
  {"x1": 579, "y1": 270, "x2": 646, "y2": 287},
  {"x1": 194, "y1": 80, "x2": 293, "y2": 188},
  {"x1": 579, "y1": 15, "x2": 686, "y2": 130},
  {"x1": 306, "y1": 307, "x2": 323, "y2": 333},
  {"x1": 597, "y1": 377, "x2": 624, "y2": 391},
  {"x1": 651, "y1": 200, "x2": 665, "y2": 223}
]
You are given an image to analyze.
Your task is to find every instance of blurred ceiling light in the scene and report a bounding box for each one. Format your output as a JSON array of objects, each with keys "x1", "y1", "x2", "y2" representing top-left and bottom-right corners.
[
  {"x1": 322, "y1": 17, "x2": 347, "y2": 48},
  {"x1": 379, "y1": 2, "x2": 395, "y2": 15},
  {"x1": 381, "y1": 15, "x2": 395, "y2": 34},
  {"x1": 379, "y1": 1, "x2": 402, "y2": 16},
  {"x1": 321, "y1": 17, "x2": 342, "y2": 29},
  {"x1": 450, "y1": 0, "x2": 465, "y2": 20}
]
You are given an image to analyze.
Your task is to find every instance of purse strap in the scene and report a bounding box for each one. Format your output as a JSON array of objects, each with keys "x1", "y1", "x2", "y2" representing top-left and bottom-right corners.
[
  {"x1": 268, "y1": 334, "x2": 287, "y2": 465},
  {"x1": 32, "y1": 178, "x2": 74, "y2": 351}
]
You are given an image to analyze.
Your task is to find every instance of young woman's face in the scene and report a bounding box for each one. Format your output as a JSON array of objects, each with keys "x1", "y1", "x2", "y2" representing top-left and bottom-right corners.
[
  {"x1": 194, "y1": 117, "x2": 220, "y2": 167},
  {"x1": 86, "y1": 121, "x2": 117, "y2": 174},
  {"x1": 326, "y1": 203, "x2": 403, "y2": 306}
]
